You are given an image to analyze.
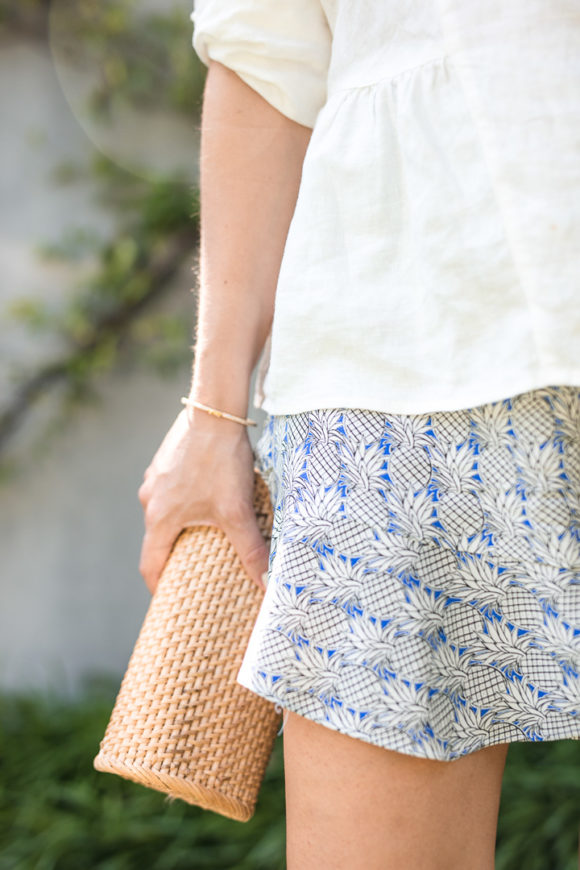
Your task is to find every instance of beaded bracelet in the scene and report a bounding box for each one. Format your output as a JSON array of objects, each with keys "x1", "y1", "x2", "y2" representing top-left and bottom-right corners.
[{"x1": 180, "y1": 396, "x2": 257, "y2": 427}]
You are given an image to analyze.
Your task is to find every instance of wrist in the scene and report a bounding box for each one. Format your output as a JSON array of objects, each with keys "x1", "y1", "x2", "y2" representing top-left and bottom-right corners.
[
  {"x1": 189, "y1": 360, "x2": 252, "y2": 421},
  {"x1": 182, "y1": 396, "x2": 255, "y2": 426},
  {"x1": 180, "y1": 403, "x2": 252, "y2": 442},
  {"x1": 186, "y1": 386, "x2": 251, "y2": 420}
]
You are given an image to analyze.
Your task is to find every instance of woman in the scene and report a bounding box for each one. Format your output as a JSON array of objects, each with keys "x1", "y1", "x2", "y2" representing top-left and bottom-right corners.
[{"x1": 137, "y1": 2, "x2": 580, "y2": 867}]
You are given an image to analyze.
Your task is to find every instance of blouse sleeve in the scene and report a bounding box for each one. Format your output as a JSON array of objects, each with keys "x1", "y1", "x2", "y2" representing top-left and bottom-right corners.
[{"x1": 190, "y1": 0, "x2": 332, "y2": 129}]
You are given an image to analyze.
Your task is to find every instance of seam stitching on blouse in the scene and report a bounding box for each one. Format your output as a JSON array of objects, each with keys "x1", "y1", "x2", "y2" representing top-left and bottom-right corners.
[{"x1": 326, "y1": 53, "x2": 449, "y2": 98}]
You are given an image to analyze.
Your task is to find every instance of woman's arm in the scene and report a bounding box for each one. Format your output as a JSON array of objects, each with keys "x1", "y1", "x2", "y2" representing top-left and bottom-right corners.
[
  {"x1": 137, "y1": 60, "x2": 312, "y2": 594},
  {"x1": 189, "y1": 58, "x2": 312, "y2": 425}
]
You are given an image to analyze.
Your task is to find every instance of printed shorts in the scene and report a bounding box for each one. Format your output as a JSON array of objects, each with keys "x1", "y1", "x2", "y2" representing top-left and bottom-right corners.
[{"x1": 236, "y1": 385, "x2": 580, "y2": 760}]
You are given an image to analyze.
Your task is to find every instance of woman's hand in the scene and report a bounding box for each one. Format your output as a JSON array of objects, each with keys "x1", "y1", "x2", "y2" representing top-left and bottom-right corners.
[
  {"x1": 137, "y1": 408, "x2": 270, "y2": 596},
  {"x1": 135, "y1": 59, "x2": 309, "y2": 599}
]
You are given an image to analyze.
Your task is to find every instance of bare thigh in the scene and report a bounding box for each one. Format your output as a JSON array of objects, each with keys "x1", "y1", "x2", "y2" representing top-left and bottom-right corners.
[{"x1": 283, "y1": 710, "x2": 509, "y2": 870}]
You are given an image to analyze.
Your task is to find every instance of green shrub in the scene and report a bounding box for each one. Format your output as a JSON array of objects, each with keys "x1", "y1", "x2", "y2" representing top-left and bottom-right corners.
[
  {"x1": 496, "y1": 739, "x2": 579, "y2": 870},
  {"x1": 0, "y1": 676, "x2": 286, "y2": 870},
  {"x1": 0, "y1": 676, "x2": 578, "y2": 869}
]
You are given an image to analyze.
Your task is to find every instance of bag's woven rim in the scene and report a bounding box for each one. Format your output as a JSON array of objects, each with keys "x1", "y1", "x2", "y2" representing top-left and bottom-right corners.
[{"x1": 93, "y1": 752, "x2": 253, "y2": 821}]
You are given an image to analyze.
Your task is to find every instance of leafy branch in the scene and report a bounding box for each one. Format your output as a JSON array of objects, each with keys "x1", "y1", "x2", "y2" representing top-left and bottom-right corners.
[
  {"x1": 0, "y1": 158, "x2": 201, "y2": 478},
  {"x1": 0, "y1": 2, "x2": 206, "y2": 482}
]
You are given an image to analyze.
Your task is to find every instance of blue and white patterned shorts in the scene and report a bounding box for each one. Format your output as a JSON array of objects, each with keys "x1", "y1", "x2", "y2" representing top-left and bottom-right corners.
[{"x1": 236, "y1": 385, "x2": 580, "y2": 760}]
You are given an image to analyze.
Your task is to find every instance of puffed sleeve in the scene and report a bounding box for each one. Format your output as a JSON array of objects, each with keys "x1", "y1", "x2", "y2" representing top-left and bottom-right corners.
[{"x1": 190, "y1": 0, "x2": 332, "y2": 128}]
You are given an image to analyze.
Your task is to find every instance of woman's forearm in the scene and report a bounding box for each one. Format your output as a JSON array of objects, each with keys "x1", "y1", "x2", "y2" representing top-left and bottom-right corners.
[{"x1": 189, "y1": 59, "x2": 312, "y2": 419}]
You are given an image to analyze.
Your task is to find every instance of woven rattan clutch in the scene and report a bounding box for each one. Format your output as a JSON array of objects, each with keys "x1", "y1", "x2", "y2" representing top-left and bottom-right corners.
[{"x1": 93, "y1": 466, "x2": 281, "y2": 822}]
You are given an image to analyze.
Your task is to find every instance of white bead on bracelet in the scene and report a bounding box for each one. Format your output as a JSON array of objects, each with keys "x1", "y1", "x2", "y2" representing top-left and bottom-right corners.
[{"x1": 180, "y1": 396, "x2": 257, "y2": 427}]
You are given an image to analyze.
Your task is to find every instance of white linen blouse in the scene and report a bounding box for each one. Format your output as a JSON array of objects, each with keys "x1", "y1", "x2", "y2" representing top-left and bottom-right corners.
[{"x1": 190, "y1": 0, "x2": 580, "y2": 416}]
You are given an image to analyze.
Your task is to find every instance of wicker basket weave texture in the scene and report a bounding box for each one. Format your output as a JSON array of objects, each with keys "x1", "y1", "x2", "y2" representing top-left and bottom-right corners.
[{"x1": 93, "y1": 468, "x2": 282, "y2": 822}]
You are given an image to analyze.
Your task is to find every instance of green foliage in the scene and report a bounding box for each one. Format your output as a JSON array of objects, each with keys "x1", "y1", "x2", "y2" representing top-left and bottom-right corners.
[
  {"x1": 0, "y1": 676, "x2": 287, "y2": 870},
  {"x1": 14, "y1": 153, "x2": 199, "y2": 358},
  {"x1": 496, "y1": 740, "x2": 580, "y2": 870},
  {"x1": 0, "y1": 0, "x2": 207, "y2": 116},
  {"x1": 6, "y1": 154, "x2": 197, "y2": 357},
  {"x1": 49, "y1": 0, "x2": 207, "y2": 118},
  {"x1": 0, "y1": 151, "x2": 199, "y2": 477},
  {"x1": 0, "y1": 680, "x2": 578, "y2": 869},
  {"x1": 0, "y1": 1, "x2": 206, "y2": 472}
]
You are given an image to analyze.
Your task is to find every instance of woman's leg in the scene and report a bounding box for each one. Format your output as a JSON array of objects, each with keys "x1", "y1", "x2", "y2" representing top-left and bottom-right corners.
[{"x1": 283, "y1": 710, "x2": 509, "y2": 870}]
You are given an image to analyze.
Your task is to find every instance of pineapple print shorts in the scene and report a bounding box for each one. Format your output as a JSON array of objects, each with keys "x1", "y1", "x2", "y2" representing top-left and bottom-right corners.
[{"x1": 236, "y1": 384, "x2": 580, "y2": 760}]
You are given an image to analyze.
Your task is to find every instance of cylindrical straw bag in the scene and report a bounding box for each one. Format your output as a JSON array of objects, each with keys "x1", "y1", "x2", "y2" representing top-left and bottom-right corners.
[{"x1": 93, "y1": 466, "x2": 282, "y2": 822}]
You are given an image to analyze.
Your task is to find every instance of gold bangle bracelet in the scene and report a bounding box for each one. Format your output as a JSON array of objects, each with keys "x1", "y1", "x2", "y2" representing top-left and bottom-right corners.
[{"x1": 180, "y1": 397, "x2": 257, "y2": 427}]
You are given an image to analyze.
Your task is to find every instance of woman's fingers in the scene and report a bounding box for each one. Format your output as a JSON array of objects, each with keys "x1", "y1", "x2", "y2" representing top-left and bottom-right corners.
[
  {"x1": 138, "y1": 493, "x2": 269, "y2": 596},
  {"x1": 138, "y1": 526, "x2": 180, "y2": 596},
  {"x1": 217, "y1": 498, "x2": 270, "y2": 592}
]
